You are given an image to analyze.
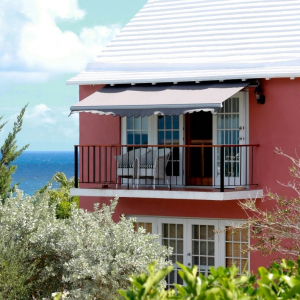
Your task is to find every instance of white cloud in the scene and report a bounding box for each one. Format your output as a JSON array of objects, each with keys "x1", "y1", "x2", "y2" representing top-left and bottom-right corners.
[
  {"x1": 0, "y1": 0, "x2": 120, "y2": 76},
  {"x1": 0, "y1": 105, "x2": 79, "y2": 151},
  {"x1": 25, "y1": 104, "x2": 56, "y2": 126}
]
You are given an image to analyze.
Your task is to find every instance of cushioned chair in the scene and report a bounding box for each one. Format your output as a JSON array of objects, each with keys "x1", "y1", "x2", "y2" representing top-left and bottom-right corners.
[
  {"x1": 114, "y1": 148, "x2": 148, "y2": 188},
  {"x1": 136, "y1": 148, "x2": 171, "y2": 189}
]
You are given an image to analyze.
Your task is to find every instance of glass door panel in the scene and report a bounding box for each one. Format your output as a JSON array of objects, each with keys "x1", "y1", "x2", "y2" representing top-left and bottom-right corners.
[
  {"x1": 214, "y1": 94, "x2": 246, "y2": 187},
  {"x1": 160, "y1": 221, "x2": 185, "y2": 289},
  {"x1": 157, "y1": 115, "x2": 183, "y2": 185}
]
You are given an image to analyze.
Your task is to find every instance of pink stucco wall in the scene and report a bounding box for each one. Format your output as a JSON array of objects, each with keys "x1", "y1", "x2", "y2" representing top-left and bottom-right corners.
[
  {"x1": 249, "y1": 78, "x2": 300, "y2": 205},
  {"x1": 79, "y1": 85, "x2": 121, "y2": 146},
  {"x1": 78, "y1": 78, "x2": 300, "y2": 272}
]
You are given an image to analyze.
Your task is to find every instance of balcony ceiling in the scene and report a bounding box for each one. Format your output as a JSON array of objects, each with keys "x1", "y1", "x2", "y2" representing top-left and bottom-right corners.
[{"x1": 67, "y1": 0, "x2": 300, "y2": 85}]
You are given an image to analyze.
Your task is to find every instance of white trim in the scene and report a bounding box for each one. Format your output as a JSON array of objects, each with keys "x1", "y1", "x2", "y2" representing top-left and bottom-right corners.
[
  {"x1": 128, "y1": 216, "x2": 249, "y2": 273},
  {"x1": 70, "y1": 187, "x2": 263, "y2": 200}
]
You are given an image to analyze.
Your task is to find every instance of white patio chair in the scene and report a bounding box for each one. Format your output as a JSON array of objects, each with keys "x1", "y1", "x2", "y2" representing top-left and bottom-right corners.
[
  {"x1": 115, "y1": 148, "x2": 148, "y2": 188},
  {"x1": 136, "y1": 148, "x2": 171, "y2": 189}
]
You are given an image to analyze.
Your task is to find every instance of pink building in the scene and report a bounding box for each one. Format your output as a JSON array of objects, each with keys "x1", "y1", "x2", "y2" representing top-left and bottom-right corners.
[{"x1": 67, "y1": 0, "x2": 300, "y2": 282}]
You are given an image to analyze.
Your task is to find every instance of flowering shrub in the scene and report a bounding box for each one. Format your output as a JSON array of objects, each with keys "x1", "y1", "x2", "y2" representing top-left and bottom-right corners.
[{"x1": 0, "y1": 190, "x2": 172, "y2": 299}]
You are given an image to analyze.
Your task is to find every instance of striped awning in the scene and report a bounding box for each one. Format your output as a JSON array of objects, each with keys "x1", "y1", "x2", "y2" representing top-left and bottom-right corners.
[{"x1": 70, "y1": 82, "x2": 248, "y2": 117}]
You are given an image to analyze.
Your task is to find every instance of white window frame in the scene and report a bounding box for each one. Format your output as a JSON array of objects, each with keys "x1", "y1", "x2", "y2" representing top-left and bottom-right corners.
[
  {"x1": 212, "y1": 91, "x2": 249, "y2": 187},
  {"x1": 122, "y1": 115, "x2": 185, "y2": 185},
  {"x1": 128, "y1": 215, "x2": 249, "y2": 273}
]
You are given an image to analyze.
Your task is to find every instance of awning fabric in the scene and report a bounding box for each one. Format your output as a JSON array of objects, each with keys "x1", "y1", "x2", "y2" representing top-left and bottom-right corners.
[{"x1": 70, "y1": 82, "x2": 249, "y2": 117}]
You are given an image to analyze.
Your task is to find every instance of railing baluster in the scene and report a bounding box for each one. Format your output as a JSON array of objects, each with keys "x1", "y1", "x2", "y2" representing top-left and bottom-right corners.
[
  {"x1": 74, "y1": 146, "x2": 78, "y2": 188},
  {"x1": 220, "y1": 145, "x2": 225, "y2": 192},
  {"x1": 74, "y1": 144, "x2": 259, "y2": 190}
]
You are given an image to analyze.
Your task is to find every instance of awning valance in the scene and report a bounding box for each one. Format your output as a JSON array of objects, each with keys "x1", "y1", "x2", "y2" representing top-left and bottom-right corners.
[{"x1": 70, "y1": 82, "x2": 248, "y2": 117}]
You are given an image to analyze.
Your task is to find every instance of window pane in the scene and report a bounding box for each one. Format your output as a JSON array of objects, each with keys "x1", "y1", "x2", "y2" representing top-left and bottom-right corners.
[
  {"x1": 158, "y1": 116, "x2": 164, "y2": 129},
  {"x1": 177, "y1": 224, "x2": 183, "y2": 239},
  {"x1": 166, "y1": 131, "x2": 172, "y2": 144},
  {"x1": 135, "y1": 133, "x2": 141, "y2": 145},
  {"x1": 200, "y1": 225, "x2": 206, "y2": 239},
  {"x1": 177, "y1": 240, "x2": 183, "y2": 253},
  {"x1": 200, "y1": 241, "x2": 207, "y2": 255},
  {"x1": 193, "y1": 225, "x2": 199, "y2": 239},
  {"x1": 173, "y1": 116, "x2": 179, "y2": 129},
  {"x1": 208, "y1": 257, "x2": 214, "y2": 266},
  {"x1": 232, "y1": 98, "x2": 239, "y2": 112},
  {"x1": 173, "y1": 131, "x2": 179, "y2": 144},
  {"x1": 142, "y1": 116, "x2": 148, "y2": 130},
  {"x1": 193, "y1": 241, "x2": 199, "y2": 254},
  {"x1": 127, "y1": 131, "x2": 133, "y2": 144},
  {"x1": 142, "y1": 131, "x2": 148, "y2": 145},
  {"x1": 170, "y1": 224, "x2": 176, "y2": 238},
  {"x1": 217, "y1": 115, "x2": 224, "y2": 129},
  {"x1": 208, "y1": 242, "x2": 214, "y2": 255},
  {"x1": 232, "y1": 114, "x2": 239, "y2": 128},
  {"x1": 158, "y1": 131, "x2": 164, "y2": 145},
  {"x1": 208, "y1": 226, "x2": 214, "y2": 240},
  {"x1": 225, "y1": 115, "x2": 231, "y2": 129},
  {"x1": 193, "y1": 256, "x2": 199, "y2": 265},
  {"x1": 127, "y1": 117, "x2": 133, "y2": 129},
  {"x1": 166, "y1": 116, "x2": 172, "y2": 129},
  {"x1": 225, "y1": 98, "x2": 231, "y2": 112},
  {"x1": 134, "y1": 117, "x2": 141, "y2": 130},
  {"x1": 163, "y1": 224, "x2": 168, "y2": 238},
  {"x1": 225, "y1": 130, "x2": 231, "y2": 144}
]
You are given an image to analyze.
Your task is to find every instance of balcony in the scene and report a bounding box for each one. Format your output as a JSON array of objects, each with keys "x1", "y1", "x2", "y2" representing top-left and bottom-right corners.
[{"x1": 71, "y1": 144, "x2": 262, "y2": 201}]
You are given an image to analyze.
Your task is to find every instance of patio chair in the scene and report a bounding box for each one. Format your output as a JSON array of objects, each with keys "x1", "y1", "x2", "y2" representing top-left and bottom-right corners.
[
  {"x1": 115, "y1": 147, "x2": 149, "y2": 188},
  {"x1": 136, "y1": 148, "x2": 171, "y2": 189}
]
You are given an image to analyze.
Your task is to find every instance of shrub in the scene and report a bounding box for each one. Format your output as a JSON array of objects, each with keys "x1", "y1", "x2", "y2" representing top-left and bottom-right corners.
[
  {"x1": 120, "y1": 258, "x2": 300, "y2": 300},
  {"x1": 0, "y1": 190, "x2": 171, "y2": 299}
]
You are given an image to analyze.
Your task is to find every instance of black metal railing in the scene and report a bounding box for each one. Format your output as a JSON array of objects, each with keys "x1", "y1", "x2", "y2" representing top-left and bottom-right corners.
[{"x1": 74, "y1": 144, "x2": 259, "y2": 192}]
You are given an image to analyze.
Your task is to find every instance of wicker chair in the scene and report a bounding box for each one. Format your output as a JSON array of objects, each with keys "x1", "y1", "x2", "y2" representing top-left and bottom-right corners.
[{"x1": 136, "y1": 148, "x2": 171, "y2": 189}]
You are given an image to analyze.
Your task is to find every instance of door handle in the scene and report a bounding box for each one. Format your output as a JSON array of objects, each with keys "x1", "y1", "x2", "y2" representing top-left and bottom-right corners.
[
  {"x1": 239, "y1": 126, "x2": 244, "y2": 130},
  {"x1": 238, "y1": 137, "x2": 245, "y2": 140}
]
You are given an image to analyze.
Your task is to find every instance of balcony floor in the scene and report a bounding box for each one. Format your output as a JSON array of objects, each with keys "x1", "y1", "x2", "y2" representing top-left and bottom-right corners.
[{"x1": 70, "y1": 185, "x2": 263, "y2": 201}]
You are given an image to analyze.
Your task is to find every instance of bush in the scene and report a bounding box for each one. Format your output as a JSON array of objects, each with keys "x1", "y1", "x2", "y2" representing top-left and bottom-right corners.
[
  {"x1": 120, "y1": 258, "x2": 300, "y2": 300},
  {"x1": 0, "y1": 238, "x2": 37, "y2": 300},
  {"x1": 0, "y1": 190, "x2": 172, "y2": 299}
]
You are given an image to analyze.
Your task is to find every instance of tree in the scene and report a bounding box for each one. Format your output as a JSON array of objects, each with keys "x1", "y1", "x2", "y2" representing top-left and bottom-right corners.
[
  {"x1": 38, "y1": 172, "x2": 79, "y2": 219},
  {"x1": 0, "y1": 105, "x2": 29, "y2": 201},
  {"x1": 235, "y1": 147, "x2": 300, "y2": 258},
  {"x1": 0, "y1": 191, "x2": 172, "y2": 299}
]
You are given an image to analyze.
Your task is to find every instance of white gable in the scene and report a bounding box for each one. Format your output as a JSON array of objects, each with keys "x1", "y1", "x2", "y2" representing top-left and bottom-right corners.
[{"x1": 67, "y1": 0, "x2": 300, "y2": 85}]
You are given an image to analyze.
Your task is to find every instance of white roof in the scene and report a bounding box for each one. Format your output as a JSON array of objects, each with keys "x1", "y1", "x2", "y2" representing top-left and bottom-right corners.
[{"x1": 67, "y1": 0, "x2": 300, "y2": 85}]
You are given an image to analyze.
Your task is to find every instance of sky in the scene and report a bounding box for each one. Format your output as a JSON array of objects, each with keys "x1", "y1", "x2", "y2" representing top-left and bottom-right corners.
[{"x1": 0, "y1": 0, "x2": 148, "y2": 151}]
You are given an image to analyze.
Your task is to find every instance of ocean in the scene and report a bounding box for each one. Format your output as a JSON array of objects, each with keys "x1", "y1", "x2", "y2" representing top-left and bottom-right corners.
[{"x1": 12, "y1": 151, "x2": 74, "y2": 195}]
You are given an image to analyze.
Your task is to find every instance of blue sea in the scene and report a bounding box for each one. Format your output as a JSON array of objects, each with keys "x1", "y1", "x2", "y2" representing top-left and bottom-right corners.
[{"x1": 12, "y1": 151, "x2": 74, "y2": 195}]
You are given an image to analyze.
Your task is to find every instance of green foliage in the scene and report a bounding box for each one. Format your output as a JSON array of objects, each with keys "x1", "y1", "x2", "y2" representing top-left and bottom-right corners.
[
  {"x1": 38, "y1": 172, "x2": 79, "y2": 219},
  {"x1": 119, "y1": 261, "x2": 175, "y2": 300},
  {"x1": 0, "y1": 105, "x2": 29, "y2": 201},
  {"x1": 0, "y1": 191, "x2": 171, "y2": 299},
  {"x1": 0, "y1": 238, "x2": 37, "y2": 300},
  {"x1": 120, "y1": 259, "x2": 300, "y2": 300}
]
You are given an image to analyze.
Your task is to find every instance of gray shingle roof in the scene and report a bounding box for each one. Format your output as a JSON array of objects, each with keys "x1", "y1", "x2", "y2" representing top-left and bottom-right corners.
[{"x1": 67, "y1": 0, "x2": 300, "y2": 85}]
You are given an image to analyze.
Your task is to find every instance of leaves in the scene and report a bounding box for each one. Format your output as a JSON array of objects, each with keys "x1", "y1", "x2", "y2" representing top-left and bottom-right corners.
[
  {"x1": 120, "y1": 258, "x2": 300, "y2": 300},
  {"x1": 0, "y1": 192, "x2": 172, "y2": 299},
  {"x1": 0, "y1": 105, "x2": 29, "y2": 201}
]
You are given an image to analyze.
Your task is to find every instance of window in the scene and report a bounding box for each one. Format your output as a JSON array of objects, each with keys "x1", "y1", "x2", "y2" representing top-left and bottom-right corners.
[
  {"x1": 127, "y1": 116, "x2": 148, "y2": 149},
  {"x1": 158, "y1": 116, "x2": 180, "y2": 176},
  {"x1": 225, "y1": 226, "x2": 249, "y2": 272},
  {"x1": 130, "y1": 216, "x2": 249, "y2": 287}
]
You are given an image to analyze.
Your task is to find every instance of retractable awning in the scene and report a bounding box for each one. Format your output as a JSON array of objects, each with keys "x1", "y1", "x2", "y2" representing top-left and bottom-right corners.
[{"x1": 70, "y1": 82, "x2": 248, "y2": 117}]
